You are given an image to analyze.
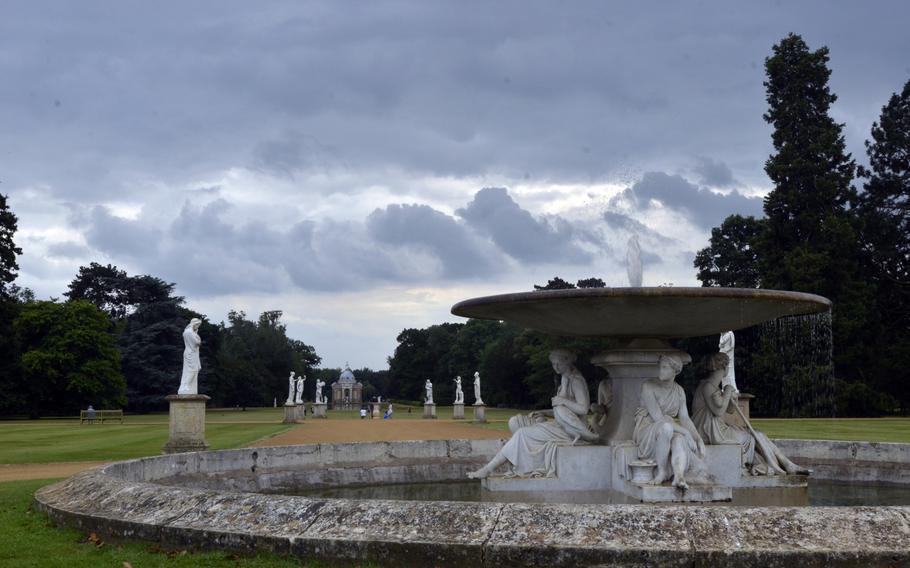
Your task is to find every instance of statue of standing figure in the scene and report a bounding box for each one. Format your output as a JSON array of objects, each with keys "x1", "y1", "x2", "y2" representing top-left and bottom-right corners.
[
  {"x1": 285, "y1": 371, "x2": 296, "y2": 405},
  {"x1": 177, "y1": 318, "x2": 203, "y2": 395},
  {"x1": 295, "y1": 375, "x2": 305, "y2": 404},
  {"x1": 314, "y1": 378, "x2": 325, "y2": 404},
  {"x1": 718, "y1": 331, "x2": 736, "y2": 390},
  {"x1": 425, "y1": 380, "x2": 434, "y2": 404},
  {"x1": 454, "y1": 376, "x2": 464, "y2": 404},
  {"x1": 468, "y1": 350, "x2": 598, "y2": 479},
  {"x1": 473, "y1": 371, "x2": 484, "y2": 406}
]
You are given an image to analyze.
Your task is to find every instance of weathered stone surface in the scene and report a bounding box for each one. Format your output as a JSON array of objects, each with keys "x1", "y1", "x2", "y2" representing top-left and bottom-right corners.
[
  {"x1": 162, "y1": 395, "x2": 209, "y2": 454},
  {"x1": 32, "y1": 439, "x2": 910, "y2": 568}
]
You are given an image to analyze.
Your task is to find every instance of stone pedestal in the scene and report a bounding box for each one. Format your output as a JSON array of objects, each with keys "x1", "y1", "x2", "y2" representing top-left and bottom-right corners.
[
  {"x1": 372, "y1": 403, "x2": 381, "y2": 418},
  {"x1": 590, "y1": 339, "x2": 690, "y2": 443},
  {"x1": 473, "y1": 404, "x2": 486, "y2": 423},
  {"x1": 453, "y1": 403, "x2": 465, "y2": 419},
  {"x1": 163, "y1": 394, "x2": 210, "y2": 454},
  {"x1": 423, "y1": 403, "x2": 437, "y2": 419},
  {"x1": 313, "y1": 402, "x2": 327, "y2": 418},
  {"x1": 295, "y1": 403, "x2": 307, "y2": 421},
  {"x1": 283, "y1": 403, "x2": 298, "y2": 424}
]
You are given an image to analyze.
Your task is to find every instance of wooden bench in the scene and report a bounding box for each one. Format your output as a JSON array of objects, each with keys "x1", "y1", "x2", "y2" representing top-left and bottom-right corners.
[{"x1": 80, "y1": 409, "x2": 124, "y2": 424}]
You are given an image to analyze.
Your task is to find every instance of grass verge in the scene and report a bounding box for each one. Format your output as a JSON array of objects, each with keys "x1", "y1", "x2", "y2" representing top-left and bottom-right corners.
[{"x1": 1, "y1": 478, "x2": 380, "y2": 567}]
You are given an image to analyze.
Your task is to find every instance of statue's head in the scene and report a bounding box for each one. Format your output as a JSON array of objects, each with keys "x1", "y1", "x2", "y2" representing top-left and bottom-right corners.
[
  {"x1": 549, "y1": 349, "x2": 577, "y2": 373},
  {"x1": 188, "y1": 318, "x2": 202, "y2": 331},
  {"x1": 707, "y1": 352, "x2": 730, "y2": 372},
  {"x1": 658, "y1": 354, "x2": 684, "y2": 381}
]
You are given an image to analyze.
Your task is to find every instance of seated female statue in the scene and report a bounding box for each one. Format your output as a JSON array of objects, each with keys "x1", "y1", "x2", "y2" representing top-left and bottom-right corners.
[
  {"x1": 467, "y1": 349, "x2": 598, "y2": 479},
  {"x1": 692, "y1": 352, "x2": 809, "y2": 476},
  {"x1": 633, "y1": 353, "x2": 706, "y2": 489}
]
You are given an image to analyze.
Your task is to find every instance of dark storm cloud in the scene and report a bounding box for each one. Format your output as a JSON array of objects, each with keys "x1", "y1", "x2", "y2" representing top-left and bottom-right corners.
[
  {"x1": 367, "y1": 204, "x2": 499, "y2": 278},
  {"x1": 77, "y1": 187, "x2": 599, "y2": 296},
  {"x1": 457, "y1": 188, "x2": 591, "y2": 264},
  {"x1": 618, "y1": 172, "x2": 764, "y2": 229},
  {"x1": 694, "y1": 157, "x2": 737, "y2": 188},
  {"x1": 4, "y1": 0, "x2": 909, "y2": 205}
]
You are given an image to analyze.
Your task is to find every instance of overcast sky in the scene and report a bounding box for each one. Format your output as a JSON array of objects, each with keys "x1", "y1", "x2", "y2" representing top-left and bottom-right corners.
[{"x1": 3, "y1": 1, "x2": 909, "y2": 369}]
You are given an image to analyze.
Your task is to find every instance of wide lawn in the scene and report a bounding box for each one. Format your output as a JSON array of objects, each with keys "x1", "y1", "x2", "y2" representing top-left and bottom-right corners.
[
  {"x1": 749, "y1": 417, "x2": 910, "y2": 443},
  {"x1": 0, "y1": 408, "x2": 291, "y2": 464}
]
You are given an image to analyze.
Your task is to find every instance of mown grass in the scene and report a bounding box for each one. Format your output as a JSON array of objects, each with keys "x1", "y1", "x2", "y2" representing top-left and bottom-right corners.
[
  {"x1": 749, "y1": 417, "x2": 910, "y2": 443},
  {"x1": 478, "y1": 415, "x2": 910, "y2": 443},
  {"x1": 0, "y1": 417, "x2": 291, "y2": 464},
  {"x1": 0, "y1": 478, "x2": 380, "y2": 568}
]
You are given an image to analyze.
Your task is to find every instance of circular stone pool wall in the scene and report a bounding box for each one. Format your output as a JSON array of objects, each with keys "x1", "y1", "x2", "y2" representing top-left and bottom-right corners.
[{"x1": 34, "y1": 438, "x2": 910, "y2": 568}]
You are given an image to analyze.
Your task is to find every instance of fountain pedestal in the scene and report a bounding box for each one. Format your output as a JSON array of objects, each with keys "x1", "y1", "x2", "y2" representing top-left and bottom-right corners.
[{"x1": 591, "y1": 339, "x2": 690, "y2": 444}]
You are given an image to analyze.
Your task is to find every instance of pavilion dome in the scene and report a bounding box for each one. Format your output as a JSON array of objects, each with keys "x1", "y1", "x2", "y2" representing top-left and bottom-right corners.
[{"x1": 338, "y1": 363, "x2": 356, "y2": 384}]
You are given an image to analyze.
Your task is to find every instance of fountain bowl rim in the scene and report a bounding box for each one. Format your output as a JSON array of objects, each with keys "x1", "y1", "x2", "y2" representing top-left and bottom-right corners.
[{"x1": 450, "y1": 286, "x2": 832, "y2": 338}]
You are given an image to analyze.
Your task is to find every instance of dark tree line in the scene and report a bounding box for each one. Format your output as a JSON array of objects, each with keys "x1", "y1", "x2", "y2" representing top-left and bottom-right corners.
[{"x1": 695, "y1": 34, "x2": 910, "y2": 415}]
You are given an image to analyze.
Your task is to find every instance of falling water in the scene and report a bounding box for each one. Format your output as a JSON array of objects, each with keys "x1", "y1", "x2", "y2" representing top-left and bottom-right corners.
[
  {"x1": 736, "y1": 311, "x2": 835, "y2": 417},
  {"x1": 626, "y1": 235, "x2": 642, "y2": 287}
]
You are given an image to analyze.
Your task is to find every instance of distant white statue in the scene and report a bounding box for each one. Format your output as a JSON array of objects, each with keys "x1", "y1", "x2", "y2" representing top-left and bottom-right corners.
[
  {"x1": 295, "y1": 375, "x2": 305, "y2": 404},
  {"x1": 315, "y1": 378, "x2": 325, "y2": 404},
  {"x1": 425, "y1": 380, "x2": 434, "y2": 404},
  {"x1": 693, "y1": 352, "x2": 810, "y2": 476},
  {"x1": 633, "y1": 353, "x2": 705, "y2": 489},
  {"x1": 627, "y1": 234, "x2": 643, "y2": 287},
  {"x1": 718, "y1": 331, "x2": 737, "y2": 390},
  {"x1": 468, "y1": 350, "x2": 598, "y2": 479},
  {"x1": 177, "y1": 318, "x2": 203, "y2": 395},
  {"x1": 285, "y1": 371, "x2": 296, "y2": 405},
  {"x1": 454, "y1": 376, "x2": 464, "y2": 404},
  {"x1": 473, "y1": 371, "x2": 484, "y2": 406}
]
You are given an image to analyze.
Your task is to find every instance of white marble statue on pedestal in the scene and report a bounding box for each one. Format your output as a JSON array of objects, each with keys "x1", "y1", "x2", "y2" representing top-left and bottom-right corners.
[
  {"x1": 454, "y1": 376, "x2": 464, "y2": 404},
  {"x1": 633, "y1": 354, "x2": 706, "y2": 489},
  {"x1": 177, "y1": 318, "x2": 203, "y2": 395},
  {"x1": 473, "y1": 371, "x2": 484, "y2": 406},
  {"x1": 315, "y1": 378, "x2": 325, "y2": 404},
  {"x1": 468, "y1": 350, "x2": 598, "y2": 479},
  {"x1": 424, "y1": 380, "x2": 434, "y2": 404},
  {"x1": 693, "y1": 352, "x2": 809, "y2": 476},
  {"x1": 285, "y1": 371, "x2": 296, "y2": 405},
  {"x1": 295, "y1": 375, "x2": 305, "y2": 404},
  {"x1": 718, "y1": 331, "x2": 737, "y2": 390}
]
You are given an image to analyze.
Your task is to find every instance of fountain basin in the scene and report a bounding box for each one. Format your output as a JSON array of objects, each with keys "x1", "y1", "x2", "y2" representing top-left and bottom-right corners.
[
  {"x1": 450, "y1": 287, "x2": 831, "y2": 338},
  {"x1": 34, "y1": 439, "x2": 910, "y2": 567}
]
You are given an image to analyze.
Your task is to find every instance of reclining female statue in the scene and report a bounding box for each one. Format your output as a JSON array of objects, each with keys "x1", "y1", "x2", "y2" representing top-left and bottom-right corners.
[
  {"x1": 467, "y1": 349, "x2": 599, "y2": 479},
  {"x1": 692, "y1": 352, "x2": 809, "y2": 476},
  {"x1": 633, "y1": 353, "x2": 706, "y2": 489}
]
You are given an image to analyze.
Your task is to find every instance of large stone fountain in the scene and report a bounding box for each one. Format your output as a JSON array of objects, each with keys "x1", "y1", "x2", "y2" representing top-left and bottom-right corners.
[{"x1": 452, "y1": 286, "x2": 831, "y2": 503}]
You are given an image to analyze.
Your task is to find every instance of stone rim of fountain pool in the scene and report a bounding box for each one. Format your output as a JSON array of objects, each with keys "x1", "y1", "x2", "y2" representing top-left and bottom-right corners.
[
  {"x1": 451, "y1": 286, "x2": 832, "y2": 338},
  {"x1": 34, "y1": 439, "x2": 910, "y2": 567}
]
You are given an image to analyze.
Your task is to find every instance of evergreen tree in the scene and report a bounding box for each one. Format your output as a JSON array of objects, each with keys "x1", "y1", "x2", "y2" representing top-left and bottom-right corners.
[
  {"x1": 0, "y1": 194, "x2": 22, "y2": 298},
  {"x1": 857, "y1": 78, "x2": 910, "y2": 411},
  {"x1": 759, "y1": 33, "x2": 873, "y2": 384}
]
